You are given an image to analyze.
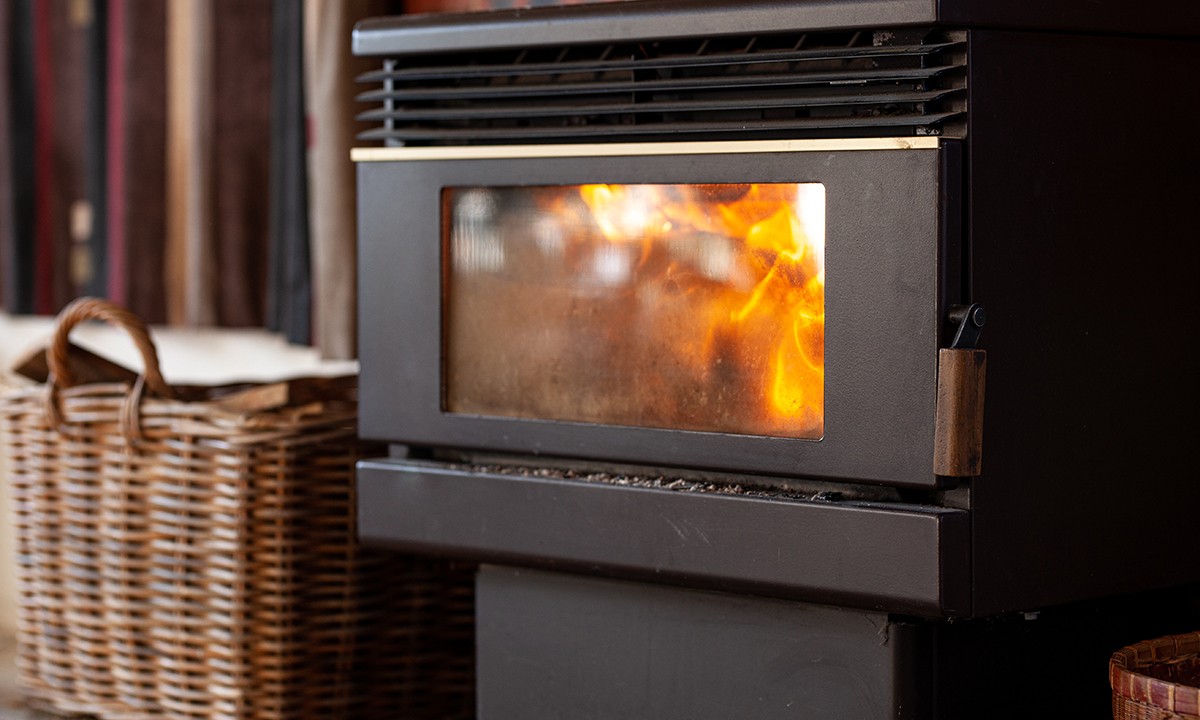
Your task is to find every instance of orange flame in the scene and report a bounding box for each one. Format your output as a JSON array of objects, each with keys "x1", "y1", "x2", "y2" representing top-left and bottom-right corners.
[{"x1": 575, "y1": 183, "x2": 825, "y2": 437}]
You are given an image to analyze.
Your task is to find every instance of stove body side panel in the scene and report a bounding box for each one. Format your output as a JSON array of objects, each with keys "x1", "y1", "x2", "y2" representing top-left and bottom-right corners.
[{"x1": 967, "y1": 29, "x2": 1200, "y2": 615}]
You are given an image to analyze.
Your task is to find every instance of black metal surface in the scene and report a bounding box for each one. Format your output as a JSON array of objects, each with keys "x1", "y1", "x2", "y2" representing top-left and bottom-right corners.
[
  {"x1": 937, "y1": 139, "x2": 964, "y2": 348},
  {"x1": 475, "y1": 565, "x2": 925, "y2": 720},
  {"x1": 354, "y1": 26, "x2": 965, "y2": 145},
  {"x1": 967, "y1": 30, "x2": 1200, "y2": 614},
  {"x1": 356, "y1": 112, "x2": 961, "y2": 142},
  {"x1": 352, "y1": 17, "x2": 1200, "y2": 617},
  {"x1": 356, "y1": 459, "x2": 971, "y2": 616},
  {"x1": 357, "y1": 145, "x2": 947, "y2": 487},
  {"x1": 474, "y1": 567, "x2": 1200, "y2": 720},
  {"x1": 353, "y1": 0, "x2": 940, "y2": 56},
  {"x1": 352, "y1": 0, "x2": 1200, "y2": 58},
  {"x1": 937, "y1": 0, "x2": 1200, "y2": 39},
  {"x1": 358, "y1": 69, "x2": 952, "y2": 104},
  {"x1": 357, "y1": 88, "x2": 951, "y2": 115},
  {"x1": 357, "y1": 40, "x2": 959, "y2": 83}
]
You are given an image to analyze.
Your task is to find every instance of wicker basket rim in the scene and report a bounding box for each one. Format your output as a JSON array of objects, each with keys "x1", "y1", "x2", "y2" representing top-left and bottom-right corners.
[{"x1": 1110, "y1": 631, "x2": 1200, "y2": 715}]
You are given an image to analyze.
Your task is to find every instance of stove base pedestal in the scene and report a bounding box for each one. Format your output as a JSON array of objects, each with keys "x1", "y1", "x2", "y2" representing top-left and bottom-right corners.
[
  {"x1": 472, "y1": 565, "x2": 1200, "y2": 718},
  {"x1": 475, "y1": 565, "x2": 928, "y2": 720}
]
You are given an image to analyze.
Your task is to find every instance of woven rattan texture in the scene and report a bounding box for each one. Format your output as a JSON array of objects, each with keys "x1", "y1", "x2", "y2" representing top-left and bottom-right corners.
[
  {"x1": 1111, "y1": 632, "x2": 1200, "y2": 720},
  {"x1": 3, "y1": 380, "x2": 474, "y2": 720}
]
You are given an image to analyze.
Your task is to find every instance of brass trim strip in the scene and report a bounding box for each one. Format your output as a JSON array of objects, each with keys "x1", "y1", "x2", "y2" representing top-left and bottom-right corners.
[{"x1": 351, "y1": 136, "x2": 940, "y2": 162}]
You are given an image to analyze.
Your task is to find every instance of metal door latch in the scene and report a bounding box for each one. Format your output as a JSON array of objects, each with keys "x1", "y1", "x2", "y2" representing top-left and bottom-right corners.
[{"x1": 947, "y1": 303, "x2": 987, "y2": 349}]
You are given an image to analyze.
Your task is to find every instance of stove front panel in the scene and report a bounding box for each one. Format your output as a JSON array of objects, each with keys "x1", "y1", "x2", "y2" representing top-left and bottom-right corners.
[{"x1": 358, "y1": 139, "x2": 950, "y2": 487}]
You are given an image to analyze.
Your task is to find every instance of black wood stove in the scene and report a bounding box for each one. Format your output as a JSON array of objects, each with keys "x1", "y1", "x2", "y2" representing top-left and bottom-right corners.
[{"x1": 350, "y1": 1, "x2": 1200, "y2": 716}]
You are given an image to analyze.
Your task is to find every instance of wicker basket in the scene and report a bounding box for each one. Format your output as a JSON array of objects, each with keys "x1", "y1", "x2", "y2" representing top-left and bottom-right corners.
[
  {"x1": 1111, "y1": 632, "x2": 1200, "y2": 720},
  {"x1": 2, "y1": 298, "x2": 474, "y2": 720}
]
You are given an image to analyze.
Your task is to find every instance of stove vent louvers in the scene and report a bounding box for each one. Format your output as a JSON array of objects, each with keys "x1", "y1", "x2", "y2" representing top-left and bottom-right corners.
[{"x1": 356, "y1": 27, "x2": 967, "y2": 145}]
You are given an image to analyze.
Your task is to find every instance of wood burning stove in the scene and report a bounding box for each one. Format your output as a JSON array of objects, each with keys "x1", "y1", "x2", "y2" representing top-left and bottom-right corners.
[{"x1": 350, "y1": 1, "x2": 1200, "y2": 716}]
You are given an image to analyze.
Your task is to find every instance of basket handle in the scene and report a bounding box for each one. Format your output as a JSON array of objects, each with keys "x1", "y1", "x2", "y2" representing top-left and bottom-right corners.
[{"x1": 44, "y1": 297, "x2": 176, "y2": 437}]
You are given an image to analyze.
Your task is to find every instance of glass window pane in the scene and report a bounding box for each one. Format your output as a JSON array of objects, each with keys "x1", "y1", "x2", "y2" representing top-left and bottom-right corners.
[{"x1": 444, "y1": 183, "x2": 825, "y2": 439}]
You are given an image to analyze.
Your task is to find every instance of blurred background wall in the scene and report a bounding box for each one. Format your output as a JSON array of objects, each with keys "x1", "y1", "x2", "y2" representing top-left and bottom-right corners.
[
  {"x1": 0, "y1": 0, "x2": 411, "y2": 357},
  {"x1": 0, "y1": 0, "x2": 399, "y2": 645},
  {"x1": 0, "y1": 0, "x2": 627, "y2": 651}
]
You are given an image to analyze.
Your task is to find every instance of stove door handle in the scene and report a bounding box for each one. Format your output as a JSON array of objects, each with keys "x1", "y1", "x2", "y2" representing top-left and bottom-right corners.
[{"x1": 934, "y1": 347, "x2": 987, "y2": 477}]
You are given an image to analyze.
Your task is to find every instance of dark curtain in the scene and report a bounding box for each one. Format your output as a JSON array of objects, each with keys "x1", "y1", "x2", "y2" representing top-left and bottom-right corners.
[
  {"x1": 267, "y1": 0, "x2": 311, "y2": 344},
  {"x1": 83, "y1": 0, "x2": 107, "y2": 298},
  {"x1": 211, "y1": 0, "x2": 272, "y2": 327},
  {"x1": 109, "y1": 0, "x2": 168, "y2": 323}
]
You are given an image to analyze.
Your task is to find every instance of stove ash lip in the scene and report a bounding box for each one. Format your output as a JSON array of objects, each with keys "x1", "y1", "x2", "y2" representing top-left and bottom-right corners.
[
  {"x1": 414, "y1": 448, "x2": 948, "y2": 505},
  {"x1": 356, "y1": 457, "x2": 973, "y2": 618}
]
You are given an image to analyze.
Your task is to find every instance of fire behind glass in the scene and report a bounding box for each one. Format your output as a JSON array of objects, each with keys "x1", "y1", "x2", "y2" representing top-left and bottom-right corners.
[{"x1": 443, "y1": 183, "x2": 825, "y2": 439}]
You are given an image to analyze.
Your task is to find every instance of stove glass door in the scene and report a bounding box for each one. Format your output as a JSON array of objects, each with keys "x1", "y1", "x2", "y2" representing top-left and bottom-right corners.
[{"x1": 443, "y1": 183, "x2": 825, "y2": 439}]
